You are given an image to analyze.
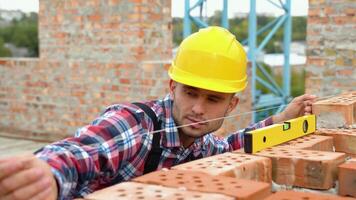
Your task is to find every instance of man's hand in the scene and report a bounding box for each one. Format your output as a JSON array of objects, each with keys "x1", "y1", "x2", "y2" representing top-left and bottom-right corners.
[
  {"x1": 272, "y1": 94, "x2": 317, "y2": 123},
  {"x1": 0, "y1": 155, "x2": 58, "y2": 200}
]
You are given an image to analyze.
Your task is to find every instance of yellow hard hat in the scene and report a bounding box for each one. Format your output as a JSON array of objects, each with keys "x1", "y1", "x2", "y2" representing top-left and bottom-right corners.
[{"x1": 168, "y1": 26, "x2": 247, "y2": 93}]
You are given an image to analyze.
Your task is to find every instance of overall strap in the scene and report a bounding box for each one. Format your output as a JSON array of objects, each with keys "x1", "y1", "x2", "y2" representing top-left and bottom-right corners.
[{"x1": 132, "y1": 102, "x2": 162, "y2": 174}]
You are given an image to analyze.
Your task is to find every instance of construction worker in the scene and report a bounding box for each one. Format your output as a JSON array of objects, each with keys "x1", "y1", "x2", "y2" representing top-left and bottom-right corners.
[{"x1": 0, "y1": 26, "x2": 316, "y2": 200}]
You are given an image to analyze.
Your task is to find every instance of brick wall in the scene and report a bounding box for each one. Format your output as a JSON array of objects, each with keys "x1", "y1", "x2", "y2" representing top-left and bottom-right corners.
[
  {"x1": 0, "y1": 0, "x2": 251, "y2": 141},
  {"x1": 306, "y1": 0, "x2": 356, "y2": 96},
  {"x1": 0, "y1": 0, "x2": 172, "y2": 141},
  {"x1": 0, "y1": 58, "x2": 171, "y2": 141},
  {"x1": 39, "y1": 0, "x2": 172, "y2": 62}
]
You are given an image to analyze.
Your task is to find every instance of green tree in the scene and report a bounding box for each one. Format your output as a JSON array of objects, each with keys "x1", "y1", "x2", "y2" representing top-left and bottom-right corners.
[
  {"x1": 0, "y1": 38, "x2": 12, "y2": 57},
  {"x1": 0, "y1": 12, "x2": 38, "y2": 57}
]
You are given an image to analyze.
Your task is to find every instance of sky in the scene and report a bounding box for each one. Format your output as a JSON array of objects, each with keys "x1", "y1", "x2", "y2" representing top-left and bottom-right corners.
[{"x1": 0, "y1": 0, "x2": 308, "y2": 16}]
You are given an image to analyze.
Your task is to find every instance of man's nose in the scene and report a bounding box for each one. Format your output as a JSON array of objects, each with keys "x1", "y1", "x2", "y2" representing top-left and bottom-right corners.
[{"x1": 191, "y1": 99, "x2": 205, "y2": 115}]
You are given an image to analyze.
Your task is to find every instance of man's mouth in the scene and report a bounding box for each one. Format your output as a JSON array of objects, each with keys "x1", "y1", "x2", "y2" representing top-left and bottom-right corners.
[{"x1": 186, "y1": 117, "x2": 207, "y2": 128}]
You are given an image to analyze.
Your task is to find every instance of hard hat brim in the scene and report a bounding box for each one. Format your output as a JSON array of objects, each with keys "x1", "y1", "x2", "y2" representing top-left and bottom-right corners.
[{"x1": 168, "y1": 64, "x2": 248, "y2": 94}]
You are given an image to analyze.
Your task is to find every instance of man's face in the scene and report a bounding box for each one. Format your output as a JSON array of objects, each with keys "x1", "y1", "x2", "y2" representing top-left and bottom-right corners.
[{"x1": 169, "y1": 80, "x2": 239, "y2": 139}]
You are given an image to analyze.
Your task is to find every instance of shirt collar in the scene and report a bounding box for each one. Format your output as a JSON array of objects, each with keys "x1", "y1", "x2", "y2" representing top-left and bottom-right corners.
[{"x1": 159, "y1": 94, "x2": 205, "y2": 150}]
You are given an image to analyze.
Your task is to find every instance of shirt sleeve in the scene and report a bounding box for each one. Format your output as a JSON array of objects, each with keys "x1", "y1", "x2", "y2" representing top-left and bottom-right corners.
[
  {"x1": 35, "y1": 107, "x2": 150, "y2": 199},
  {"x1": 226, "y1": 116, "x2": 274, "y2": 150},
  {"x1": 202, "y1": 116, "x2": 274, "y2": 157}
]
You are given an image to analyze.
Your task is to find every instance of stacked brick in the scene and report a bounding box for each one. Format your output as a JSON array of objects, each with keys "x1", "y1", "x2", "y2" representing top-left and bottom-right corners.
[
  {"x1": 313, "y1": 92, "x2": 356, "y2": 129},
  {"x1": 264, "y1": 191, "x2": 354, "y2": 200},
  {"x1": 316, "y1": 129, "x2": 356, "y2": 157},
  {"x1": 172, "y1": 152, "x2": 272, "y2": 182},
  {"x1": 256, "y1": 147, "x2": 345, "y2": 189},
  {"x1": 75, "y1": 92, "x2": 356, "y2": 199},
  {"x1": 276, "y1": 134, "x2": 334, "y2": 151},
  {"x1": 338, "y1": 161, "x2": 356, "y2": 198},
  {"x1": 77, "y1": 149, "x2": 350, "y2": 199}
]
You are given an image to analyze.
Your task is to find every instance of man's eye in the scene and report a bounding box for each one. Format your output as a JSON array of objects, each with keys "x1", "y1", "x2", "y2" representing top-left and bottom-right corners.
[
  {"x1": 208, "y1": 98, "x2": 219, "y2": 103},
  {"x1": 186, "y1": 91, "x2": 196, "y2": 96}
]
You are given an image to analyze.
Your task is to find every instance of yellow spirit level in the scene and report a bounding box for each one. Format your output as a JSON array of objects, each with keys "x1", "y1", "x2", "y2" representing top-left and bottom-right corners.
[{"x1": 244, "y1": 115, "x2": 316, "y2": 153}]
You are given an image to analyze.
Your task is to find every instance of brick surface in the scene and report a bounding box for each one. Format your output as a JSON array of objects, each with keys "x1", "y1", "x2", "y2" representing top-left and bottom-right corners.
[
  {"x1": 256, "y1": 147, "x2": 346, "y2": 189},
  {"x1": 317, "y1": 128, "x2": 356, "y2": 155},
  {"x1": 264, "y1": 191, "x2": 354, "y2": 200},
  {"x1": 85, "y1": 181, "x2": 234, "y2": 200},
  {"x1": 0, "y1": 0, "x2": 253, "y2": 141},
  {"x1": 133, "y1": 169, "x2": 271, "y2": 200},
  {"x1": 172, "y1": 152, "x2": 271, "y2": 182},
  {"x1": 306, "y1": 0, "x2": 356, "y2": 97},
  {"x1": 276, "y1": 134, "x2": 333, "y2": 151},
  {"x1": 338, "y1": 162, "x2": 356, "y2": 197},
  {"x1": 312, "y1": 93, "x2": 356, "y2": 129}
]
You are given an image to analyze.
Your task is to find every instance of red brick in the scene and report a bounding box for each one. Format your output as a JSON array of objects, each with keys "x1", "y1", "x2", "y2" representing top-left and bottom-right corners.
[
  {"x1": 53, "y1": 32, "x2": 67, "y2": 39},
  {"x1": 0, "y1": 59, "x2": 8, "y2": 65},
  {"x1": 313, "y1": 93, "x2": 356, "y2": 128},
  {"x1": 324, "y1": 6, "x2": 335, "y2": 15},
  {"x1": 256, "y1": 147, "x2": 346, "y2": 189},
  {"x1": 172, "y1": 152, "x2": 271, "y2": 182},
  {"x1": 308, "y1": 8, "x2": 320, "y2": 17},
  {"x1": 308, "y1": 16, "x2": 329, "y2": 24},
  {"x1": 309, "y1": 0, "x2": 325, "y2": 5},
  {"x1": 133, "y1": 169, "x2": 271, "y2": 200},
  {"x1": 339, "y1": 162, "x2": 356, "y2": 197},
  {"x1": 316, "y1": 128, "x2": 356, "y2": 155},
  {"x1": 337, "y1": 69, "x2": 353, "y2": 76},
  {"x1": 85, "y1": 181, "x2": 234, "y2": 200},
  {"x1": 71, "y1": 90, "x2": 86, "y2": 97},
  {"x1": 264, "y1": 190, "x2": 353, "y2": 200},
  {"x1": 120, "y1": 78, "x2": 131, "y2": 84},
  {"x1": 149, "y1": 13, "x2": 162, "y2": 20},
  {"x1": 307, "y1": 57, "x2": 326, "y2": 66},
  {"x1": 276, "y1": 134, "x2": 333, "y2": 151},
  {"x1": 345, "y1": 8, "x2": 356, "y2": 16},
  {"x1": 333, "y1": 16, "x2": 352, "y2": 25}
]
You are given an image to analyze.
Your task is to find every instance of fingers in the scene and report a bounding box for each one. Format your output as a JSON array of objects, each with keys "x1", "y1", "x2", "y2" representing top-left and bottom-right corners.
[
  {"x1": 0, "y1": 161, "x2": 24, "y2": 181},
  {"x1": 304, "y1": 106, "x2": 312, "y2": 114},
  {"x1": 0, "y1": 157, "x2": 13, "y2": 164},
  {"x1": 0, "y1": 156, "x2": 54, "y2": 200},
  {"x1": 299, "y1": 94, "x2": 317, "y2": 102},
  {"x1": 29, "y1": 186, "x2": 52, "y2": 200},
  {"x1": 2, "y1": 177, "x2": 52, "y2": 200},
  {"x1": 0, "y1": 168, "x2": 44, "y2": 195}
]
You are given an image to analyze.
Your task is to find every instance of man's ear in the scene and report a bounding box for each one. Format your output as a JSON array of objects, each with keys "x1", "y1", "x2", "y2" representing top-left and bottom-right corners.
[
  {"x1": 227, "y1": 96, "x2": 239, "y2": 114},
  {"x1": 169, "y1": 79, "x2": 176, "y2": 97}
]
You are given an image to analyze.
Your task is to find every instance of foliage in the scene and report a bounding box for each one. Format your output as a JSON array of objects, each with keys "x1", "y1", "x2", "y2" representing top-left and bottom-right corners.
[
  {"x1": 256, "y1": 63, "x2": 305, "y2": 97},
  {"x1": 0, "y1": 12, "x2": 38, "y2": 57},
  {"x1": 0, "y1": 38, "x2": 12, "y2": 57}
]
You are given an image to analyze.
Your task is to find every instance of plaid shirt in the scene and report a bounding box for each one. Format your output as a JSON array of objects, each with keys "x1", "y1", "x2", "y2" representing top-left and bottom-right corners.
[{"x1": 36, "y1": 94, "x2": 273, "y2": 199}]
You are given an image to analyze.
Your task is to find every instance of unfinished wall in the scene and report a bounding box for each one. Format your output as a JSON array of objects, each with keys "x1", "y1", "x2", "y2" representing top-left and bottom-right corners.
[
  {"x1": 0, "y1": 0, "x2": 251, "y2": 141},
  {"x1": 306, "y1": 0, "x2": 356, "y2": 96},
  {"x1": 0, "y1": 0, "x2": 172, "y2": 141}
]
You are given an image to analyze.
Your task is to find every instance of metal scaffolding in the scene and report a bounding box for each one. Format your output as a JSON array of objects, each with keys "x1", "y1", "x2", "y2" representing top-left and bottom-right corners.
[{"x1": 183, "y1": 0, "x2": 229, "y2": 37}]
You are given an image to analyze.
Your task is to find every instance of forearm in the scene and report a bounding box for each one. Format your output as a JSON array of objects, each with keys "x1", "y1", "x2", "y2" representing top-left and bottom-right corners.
[
  {"x1": 226, "y1": 116, "x2": 274, "y2": 150},
  {"x1": 36, "y1": 140, "x2": 94, "y2": 199},
  {"x1": 35, "y1": 133, "x2": 121, "y2": 198},
  {"x1": 272, "y1": 113, "x2": 285, "y2": 124}
]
